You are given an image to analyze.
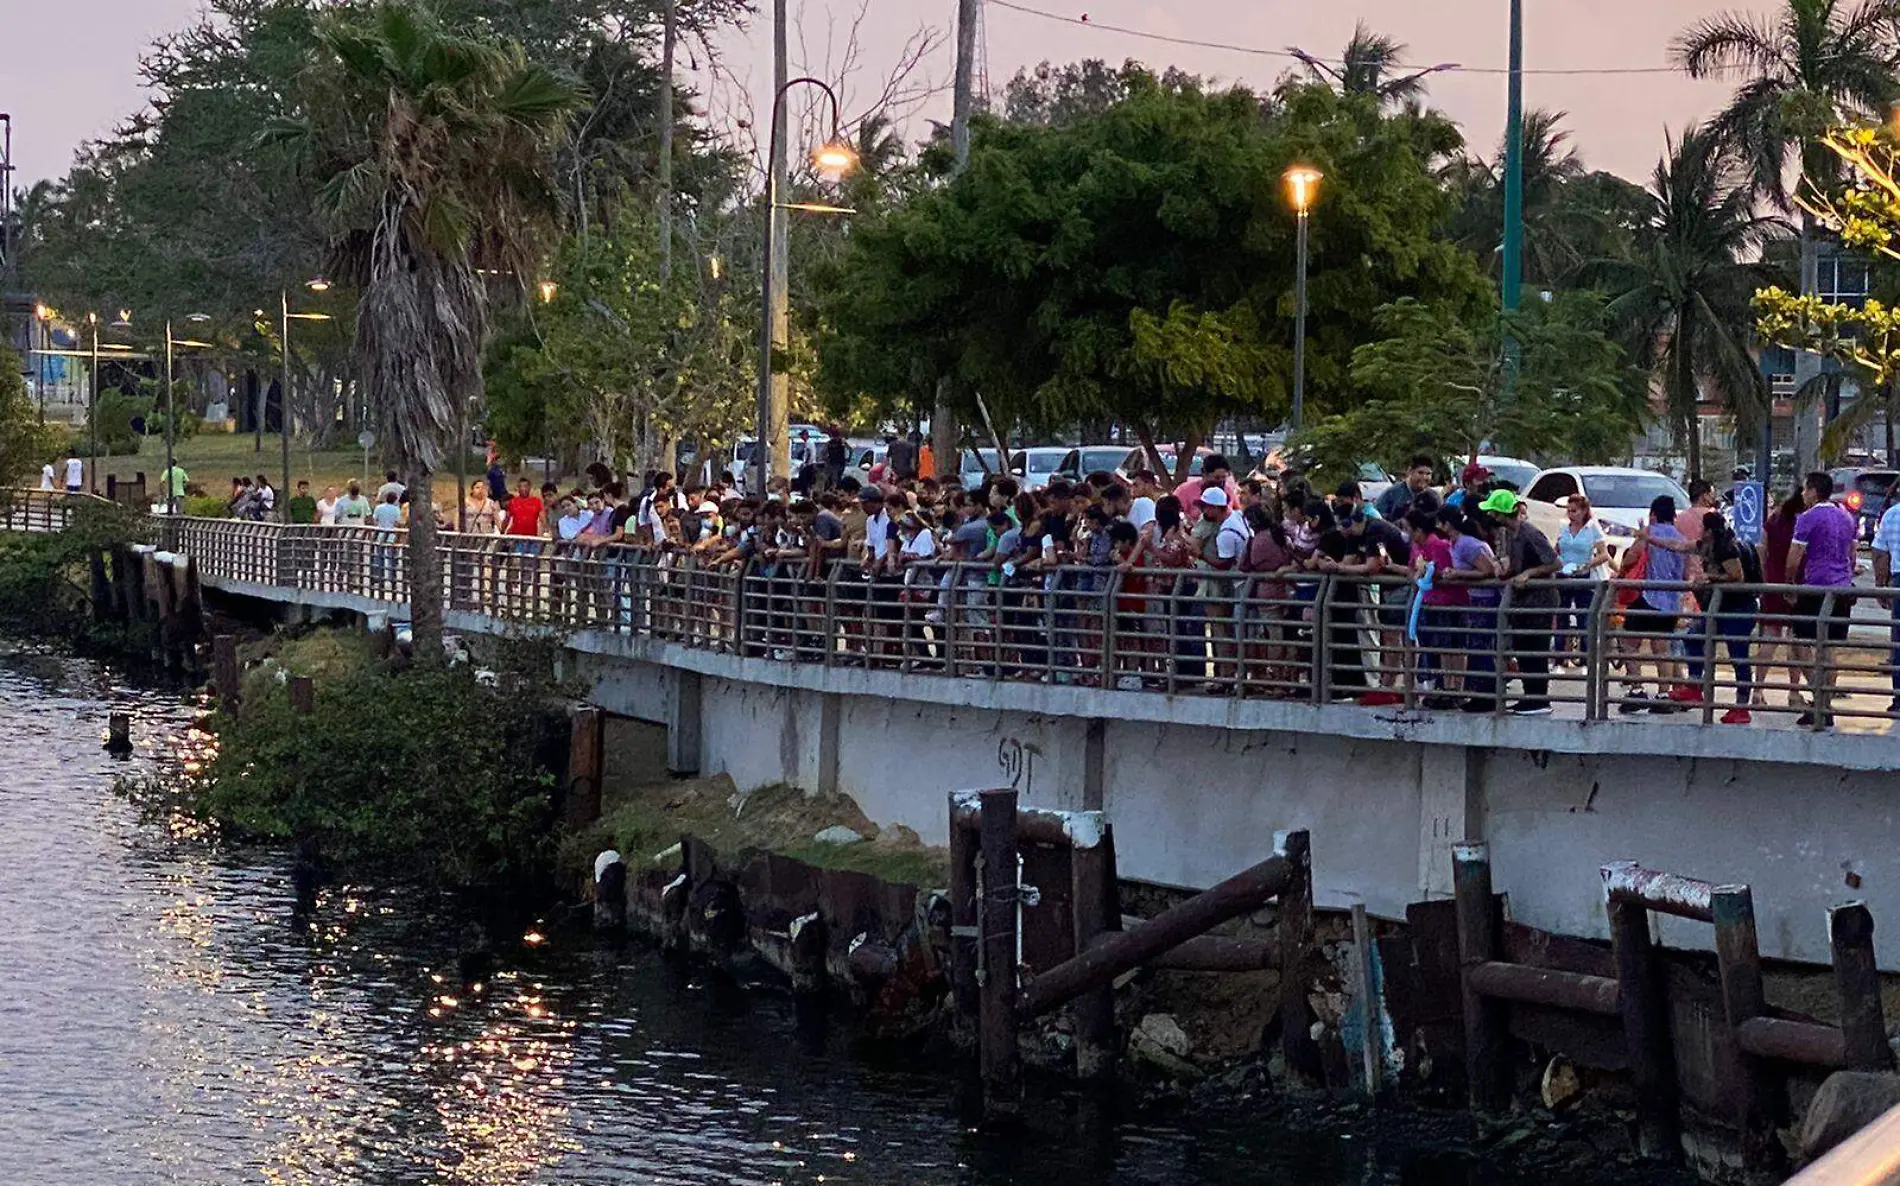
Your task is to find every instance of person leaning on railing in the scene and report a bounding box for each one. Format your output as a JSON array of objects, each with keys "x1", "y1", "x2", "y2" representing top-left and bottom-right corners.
[
  {"x1": 1488, "y1": 490, "x2": 1562, "y2": 717},
  {"x1": 1553, "y1": 494, "x2": 1610, "y2": 668},
  {"x1": 1786, "y1": 471, "x2": 1860, "y2": 728}
]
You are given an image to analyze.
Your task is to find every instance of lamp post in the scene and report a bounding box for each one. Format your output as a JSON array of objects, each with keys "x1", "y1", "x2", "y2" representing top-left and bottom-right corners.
[
  {"x1": 87, "y1": 313, "x2": 98, "y2": 492},
  {"x1": 31, "y1": 303, "x2": 51, "y2": 422},
  {"x1": 1284, "y1": 165, "x2": 1323, "y2": 433},
  {"x1": 164, "y1": 314, "x2": 214, "y2": 515},
  {"x1": 279, "y1": 278, "x2": 333, "y2": 521},
  {"x1": 753, "y1": 77, "x2": 858, "y2": 496}
]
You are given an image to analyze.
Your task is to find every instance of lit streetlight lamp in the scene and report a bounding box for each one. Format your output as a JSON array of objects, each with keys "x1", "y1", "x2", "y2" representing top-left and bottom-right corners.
[
  {"x1": 277, "y1": 278, "x2": 335, "y2": 520},
  {"x1": 1283, "y1": 164, "x2": 1323, "y2": 433},
  {"x1": 162, "y1": 314, "x2": 215, "y2": 515},
  {"x1": 755, "y1": 77, "x2": 858, "y2": 495}
]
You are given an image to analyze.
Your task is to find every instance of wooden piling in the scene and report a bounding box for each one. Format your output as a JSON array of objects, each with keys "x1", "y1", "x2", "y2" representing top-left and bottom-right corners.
[
  {"x1": 1352, "y1": 903, "x2": 1383, "y2": 1099},
  {"x1": 977, "y1": 787, "x2": 1020, "y2": 1114},
  {"x1": 1277, "y1": 829, "x2": 1320, "y2": 1085},
  {"x1": 788, "y1": 912, "x2": 828, "y2": 997},
  {"x1": 1452, "y1": 843, "x2": 1511, "y2": 1113},
  {"x1": 1829, "y1": 902, "x2": 1892, "y2": 1071},
  {"x1": 88, "y1": 550, "x2": 112, "y2": 623},
  {"x1": 1069, "y1": 823, "x2": 1119, "y2": 1080},
  {"x1": 1712, "y1": 885, "x2": 1778, "y2": 1171},
  {"x1": 1609, "y1": 896, "x2": 1679, "y2": 1160},
  {"x1": 213, "y1": 635, "x2": 241, "y2": 713},
  {"x1": 565, "y1": 706, "x2": 604, "y2": 827},
  {"x1": 289, "y1": 676, "x2": 315, "y2": 715},
  {"x1": 106, "y1": 712, "x2": 132, "y2": 755},
  {"x1": 948, "y1": 793, "x2": 981, "y2": 1026}
]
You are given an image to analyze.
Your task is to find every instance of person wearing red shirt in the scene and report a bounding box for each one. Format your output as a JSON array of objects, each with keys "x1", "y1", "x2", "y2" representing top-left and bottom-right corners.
[{"x1": 503, "y1": 477, "x2": 548, "y2": 605}]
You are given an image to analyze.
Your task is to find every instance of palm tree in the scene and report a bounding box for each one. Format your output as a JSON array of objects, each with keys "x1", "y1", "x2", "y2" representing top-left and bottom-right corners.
[
  {"x1": 1449, "y1": 109, "x2": 1588, "y2": 289},
  {"x1": 1292, "y1": 23, "x2": 1442, "y2": 108},
  {"x1": 1593, "y1": 127, "x2": 1786, "y2": 480},
  {"x1": 269, "y1": 1, "x2": 582, "y2": 652},
  {"x1": 1673, "y1": 0, "x2": 1900, "y2": 473}
]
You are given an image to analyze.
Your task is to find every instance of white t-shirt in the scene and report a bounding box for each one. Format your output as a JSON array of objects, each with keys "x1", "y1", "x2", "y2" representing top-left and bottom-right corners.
[
  {"x1": 64, "y1": 458, "x2": 84, "y2": 488},
  {"x1": 864, "y1": 511, "x2": 893, "y2": 565},
  {"x1": 1128, "y1": 496, "x2": 1156, "y2": 532},
  {"x1": 901, "y1": 528, "x2": 938, "y2": 583},
  {"x1": 1215, "y1": 509, "x2": 1251, "y2": 563},
  {"x1": 317, "y1": 497, "x2": 339, "y2": 525},
  {"x1": 40, "y1": 464, "x2": 55, "y2": 490},
  {"x1": 637, "y1": 492, "x2": 669, "y2": 544}
]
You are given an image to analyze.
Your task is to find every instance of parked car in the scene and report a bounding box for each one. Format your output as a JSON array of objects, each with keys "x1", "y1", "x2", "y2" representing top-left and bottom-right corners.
[
  {"x1": 1476, "y1": 455, "x2": 1540, "y2": 493},
  {"x1": 1828, "y1": 467, "x2": 1900, "y2": 541},
  {"x1": 1117, "y1": 445, "x2": 1217, "y2": 483},
  {"x1": 1018, "y1": 446, "x2": 1076, "y2": 490},
  {"x1": 1521, "y1": 466, "x2": 1692, "y2": 547},
  {"x1": 1069, "y1": 445, "x2": 1136, "y2": 480},
  {"x1": 959, "y1": 448, "x2": 1025, "y2": 485}
]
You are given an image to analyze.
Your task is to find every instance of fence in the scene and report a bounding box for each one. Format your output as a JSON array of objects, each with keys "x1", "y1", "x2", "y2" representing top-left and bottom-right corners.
[{"x1": 8, "y1": 489, "x2": 1896, "y2": 732}]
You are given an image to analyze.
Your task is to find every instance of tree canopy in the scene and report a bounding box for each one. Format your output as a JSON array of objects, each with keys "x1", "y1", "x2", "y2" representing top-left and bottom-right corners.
[{"x1": 815, "y1": 72, "x2": 1488, "y2": 477}]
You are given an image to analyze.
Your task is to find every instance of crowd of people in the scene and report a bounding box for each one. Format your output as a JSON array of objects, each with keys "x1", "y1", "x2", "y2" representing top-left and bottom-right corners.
[{"x1": 195, "y1": 449, "x2": 1891, "y2": 729}]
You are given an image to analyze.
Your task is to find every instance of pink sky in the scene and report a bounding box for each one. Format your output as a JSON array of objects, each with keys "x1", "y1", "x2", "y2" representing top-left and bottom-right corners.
[{"x1": 3, "y1": 0, "x2": 1768, "y2": 187}]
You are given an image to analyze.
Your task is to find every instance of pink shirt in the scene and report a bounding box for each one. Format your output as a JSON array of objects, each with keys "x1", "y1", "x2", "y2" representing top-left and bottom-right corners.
[{"x1": 1173, "y1": 474, "x2": 1240, "y2": 522}]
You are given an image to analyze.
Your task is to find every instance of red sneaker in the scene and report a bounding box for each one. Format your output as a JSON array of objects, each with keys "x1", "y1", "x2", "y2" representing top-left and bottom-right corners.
[
  {"x1": 1357, "y1": 691, "x2": 1404, "y2": 707},
  {"x1": 1720, "y1": 707, "x2": 1752, "y2": 725},
  {"x1": 1669, "y1": 684, "x2": 1704, "y2": 704}
]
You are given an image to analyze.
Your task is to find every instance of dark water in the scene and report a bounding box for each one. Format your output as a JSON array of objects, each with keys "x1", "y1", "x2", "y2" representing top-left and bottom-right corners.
[{"x1": 0, "y1": 649, "x2": 1637, "y2": 1186}]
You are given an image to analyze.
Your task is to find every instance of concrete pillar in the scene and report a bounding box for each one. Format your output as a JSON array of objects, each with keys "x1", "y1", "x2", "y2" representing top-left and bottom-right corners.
[
  {"x1": 1418, "y1": 745, "x2": 1486, "y2": 899},
  {"x1": 817, "y1": 692, "x2": 842, "y2": 796},
  {"x1": 1083, "y1": 717, "x2": 1106, "y2": 810},
  {"x1": 666, "y1": 668, "x2": 702, "y2": 775}
]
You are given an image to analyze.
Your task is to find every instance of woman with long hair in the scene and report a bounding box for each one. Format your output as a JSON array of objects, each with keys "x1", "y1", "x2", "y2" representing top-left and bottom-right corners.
[
  {"x1": 1438, "y1": 504, "x2": 1501, "y2": 711},
  {"x1": 1756, "y1": 489, "x2": 1805, "y2": 711}
]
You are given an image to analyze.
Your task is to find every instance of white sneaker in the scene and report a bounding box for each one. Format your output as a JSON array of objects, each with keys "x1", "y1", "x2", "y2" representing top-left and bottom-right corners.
[
  {"x1": 1116, "y1": 675, "x2": 1143, "y2": 692},
  {"x1": 771, "y1": 648, "x2": 791, "y2": 661}
]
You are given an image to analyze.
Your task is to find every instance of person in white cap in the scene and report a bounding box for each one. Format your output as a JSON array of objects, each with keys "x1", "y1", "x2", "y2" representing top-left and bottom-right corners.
[{"x1": 1198, "y1": 485, "x2": 1253, "y2": 689}]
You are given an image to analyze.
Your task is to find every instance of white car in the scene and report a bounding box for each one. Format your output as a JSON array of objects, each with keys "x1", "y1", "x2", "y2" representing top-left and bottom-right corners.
[
  {"x1": 1521, "y1": 466, "x2": 1692, "y2": 546},
  {"x1": 1477, "y1": 455, "x2": 1541, "y2": 494},
  {"x1": 1070, "y1": 445, "x2": 1135, "y2": 480},
  {"x1": 1019, "y1": 446, "x2": 1076, "y2": 490}
]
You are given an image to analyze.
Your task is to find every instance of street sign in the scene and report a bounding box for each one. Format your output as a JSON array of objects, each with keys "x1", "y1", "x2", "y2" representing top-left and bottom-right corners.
[
  {"x1": 357, "y1": 430, "x2": 376, "y2": 450},
  {"x1": 1733, "y1": 480, "x2": 1764, "y2": 546}
]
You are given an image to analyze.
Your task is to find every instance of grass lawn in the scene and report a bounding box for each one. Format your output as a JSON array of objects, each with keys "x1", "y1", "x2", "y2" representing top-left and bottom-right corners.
[{"x1": 69, "y1": 430, "x2": 535, "y2": 508}]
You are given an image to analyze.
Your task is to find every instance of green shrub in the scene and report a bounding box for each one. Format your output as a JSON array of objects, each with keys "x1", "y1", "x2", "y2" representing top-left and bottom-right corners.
[
  {"x1": 189, "y1": 659, "x2": 566, "y2": 886},
  {"x1": 90, "y1": 390, "x2": 153, "y2": 455},
  {"x1": 182, "y1": 495, "x2": 230, "y2": 518}
]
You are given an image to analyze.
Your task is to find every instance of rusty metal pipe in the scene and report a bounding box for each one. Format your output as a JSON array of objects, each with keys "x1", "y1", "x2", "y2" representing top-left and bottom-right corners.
[
  {"x1": 1467, "y1": 960, "x2": 1621, "y2": 1015},
  {"x1": 1736, "y1": 1016, "x2": 1849, "y2": 1067},
  {"x1": 1018, "y1": 849, "x2": 1292, "y2": 1018},
  {"x1": 1601, "y1": 860, "x2": 1727, "y2": 923}
]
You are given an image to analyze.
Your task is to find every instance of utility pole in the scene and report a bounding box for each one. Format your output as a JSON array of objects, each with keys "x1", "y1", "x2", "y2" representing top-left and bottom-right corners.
[
  {"x1": 765, "y1": 0, "x2": 791, "y2": 488},
  {"x1": 657, "y1": 0, "x2": 677, "y2": 478},
  {"x1": 933, "y1": 0, "x2": 980, "y2": 476},
  {"x1": 1498, "y1": 0, "x2": 1525, "y2": 423},
  {"x1": 658, "y1": 0, "x2": 676, "y2": 284}
]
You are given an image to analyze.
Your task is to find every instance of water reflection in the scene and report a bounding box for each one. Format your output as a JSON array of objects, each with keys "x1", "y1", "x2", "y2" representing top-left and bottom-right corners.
[{"x1": 0, "y1": 647, "x2": 1682, "y2": 1186}]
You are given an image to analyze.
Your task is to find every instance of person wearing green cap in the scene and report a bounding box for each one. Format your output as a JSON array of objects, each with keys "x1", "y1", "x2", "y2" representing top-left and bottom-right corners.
[{"x1": 1491, "y1": 490, "x2": 1562, "y2": 715}]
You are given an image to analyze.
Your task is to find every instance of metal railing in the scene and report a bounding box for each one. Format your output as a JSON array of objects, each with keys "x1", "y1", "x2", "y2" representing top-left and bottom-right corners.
[{"x1": 10, "y1": 489, "x2": 1900, "y2": 732}]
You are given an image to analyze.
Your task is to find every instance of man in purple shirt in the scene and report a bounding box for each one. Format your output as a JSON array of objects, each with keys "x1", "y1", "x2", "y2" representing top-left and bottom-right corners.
[{"x1": 1787, "y1": 470, "x2": 1859, "y2": 726}]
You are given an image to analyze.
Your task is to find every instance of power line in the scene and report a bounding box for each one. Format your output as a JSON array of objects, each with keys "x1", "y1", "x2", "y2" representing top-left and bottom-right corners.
[{"x1": 984, "y1": 0, "x2": 1700, "y2": 78}]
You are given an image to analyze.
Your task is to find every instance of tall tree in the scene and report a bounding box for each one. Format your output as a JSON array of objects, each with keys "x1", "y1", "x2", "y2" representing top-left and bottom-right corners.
[
  {"x1": 1448, "y1": 108, "x2": 1589, "y2": 289},
  {"x1": 1674, "y1": 0, "x2": 1900, "y2": 473},
  {"x1": 1292, "y1": 22, "x2": 1438, "y2": 108},
  {"x1": 269, "y1": 1, "x2": 583, "y2": 652},
  {"x1": 1592, "y1": 127, "x2": 1786, "y2": 480}
]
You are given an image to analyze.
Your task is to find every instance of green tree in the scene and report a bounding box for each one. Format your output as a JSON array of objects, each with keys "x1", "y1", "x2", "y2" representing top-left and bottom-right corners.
[
  {"x1": 1295, "y1": 294, "x2": 1644, "y2": 479},
  {"x1": 1448, "y1": 109, "x2": 1590, "y2": 289},
  {"x1": 269, "y1": 1, "x2": 584, "y2": 653},
  {"x1": 0, "y1": 347, "x2": 63, "y2": 486},
  {"x1": 1293, "y1": 22, "x2": 1438, "y2": 108},
  {"x1": 816, "y1": 75, "x2": 1486, "y2": 479},
  {"x1": 1674, "y1": 0, "x2": 1900, "y2": 471},
  {"x1": 1590, "y1": 126, "x2": 1785, "y2": 480}
]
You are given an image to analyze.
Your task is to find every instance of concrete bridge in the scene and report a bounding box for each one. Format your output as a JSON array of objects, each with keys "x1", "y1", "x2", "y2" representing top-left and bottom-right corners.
[{"x1": 14, "y1": 493, "x2": 1900, "y2": 969}]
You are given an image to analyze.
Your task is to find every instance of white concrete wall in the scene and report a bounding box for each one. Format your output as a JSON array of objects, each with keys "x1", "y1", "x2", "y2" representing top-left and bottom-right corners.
[
  {"x1": 1103, "y1": 722, "x2": 1425, "y2": 920},
  {"x1": 1483, "y1": 748, "x2": 1900, "y2": 967},
  {"x1": 697, "y1": 678, "x2": 823, "y2": 793}
]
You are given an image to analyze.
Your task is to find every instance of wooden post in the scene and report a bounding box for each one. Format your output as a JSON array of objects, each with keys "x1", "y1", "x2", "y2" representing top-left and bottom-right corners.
[
  {"x1": 1829, "y1": 902, "x2": 1892, "y2": 1070},
  {"x1": 1070, "y1": 824, "x2": 1120, "y2": 1080},
  {"x1": 106, "y1": 711, "x2": 133, "y2": 755},
  {"x1": 977, "y1": 787, "x2": 1020, "y2": 1115},
  {"x1": 1712, "y1": 885, "x2": 1778, "y2": 1171},
  {"x1": 566, "y1": 706, "x2": 604, "y2": 827},
  {"x1": 948, "y1": 793, "x2": 981, "y2": 1026},
  {"x1": 88, "y1": 549, "x2": 112, "y2": 622},
  {"x1": 789, "y1": 911, "x2": 827, "y2": 997},
  {"x1": 1278, "y1": 829, "x2": 1320, "y2": 1085},
  {"x1": 289, "y1": 676, "x2": 315, "y2": 715},
  {"x1": 1352, "y1": 903, "x2": 1383, "y2": 1099},
  {"x1": 1453, "y1": 843, "x2": 1510, "y2": 1113},
  {"x1": 213, "y1": 634, "x2": 241, "y2": 713},
  {"x1": 1610, "y1": 896, "x2": 1679, "y2": 1160}
]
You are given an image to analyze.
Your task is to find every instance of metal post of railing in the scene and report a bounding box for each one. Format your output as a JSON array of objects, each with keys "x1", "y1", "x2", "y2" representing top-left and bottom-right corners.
[
  {"x1": 1813, "y1": 591, "x2": 1837, "y2": 728},
  {"x1": 1700, "y1": 586, "x2": 1722, "y2": 725},
  {"x1": 1100, "y1": 568, "x2": 1122, "y2": 688},
  {"x1": 1313, "y1": 575, "x2": 1332, "y2": 706},
  {"x1": 1587, "y1": 581, "x2": 1610, "y2": 721},
  {"x1": 1493, "y1": 583, "x2": 1513, "y2": 717}
]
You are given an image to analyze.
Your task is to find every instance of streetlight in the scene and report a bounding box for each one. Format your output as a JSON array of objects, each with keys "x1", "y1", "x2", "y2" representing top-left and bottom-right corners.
[
  {"x1": 162, "y1": 313, "x2": 214, "y2": 515},
  {"x1": 279, "y1": 279, "x2": 334, "y2": 520},
  {"x1": 754, "y1": 76, "x2": 858, "y2": 495},
  {"x1": 31, "y1": 303, "x2": 52, "y2": 422},
  {"x1": 1284, "y1": 164, "x2": 1322, "y2": 433}
]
